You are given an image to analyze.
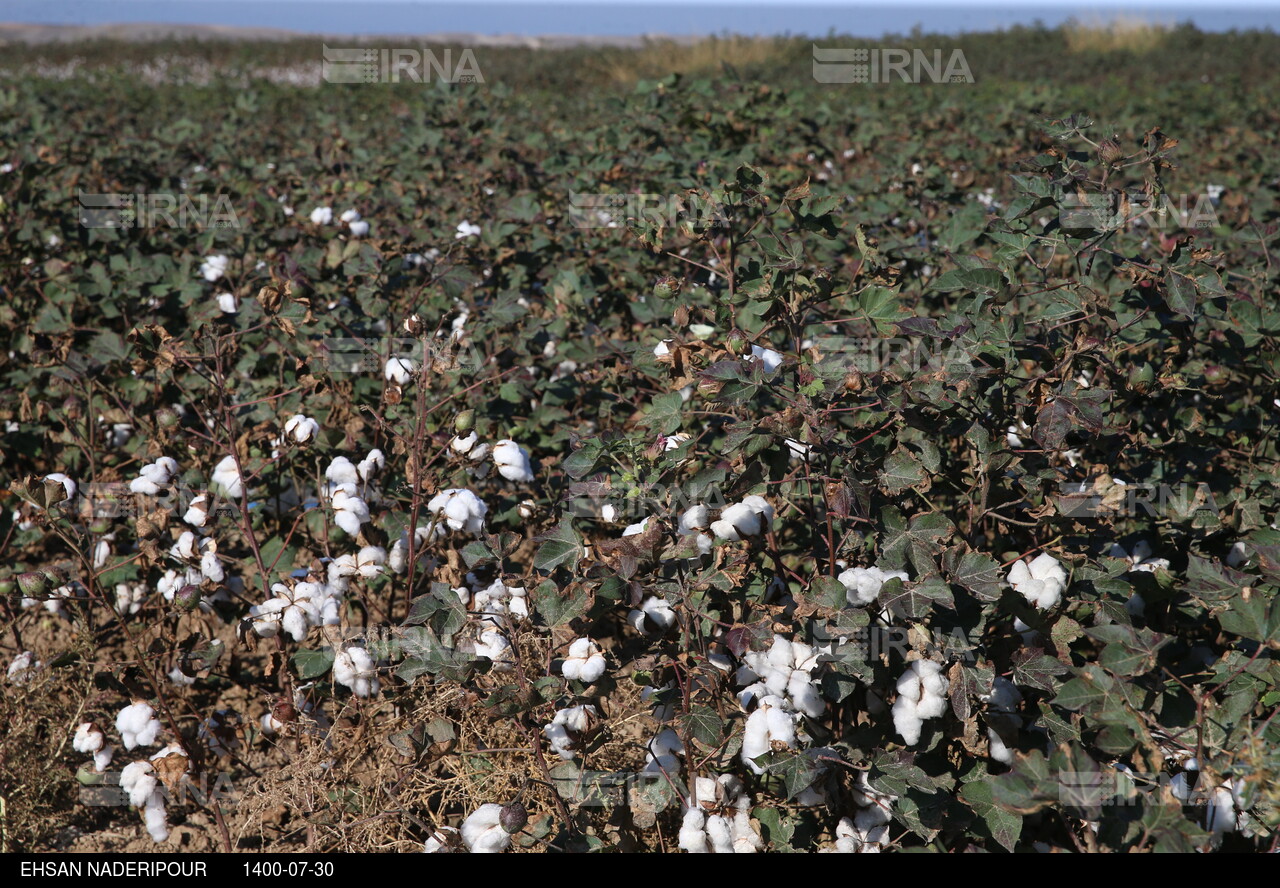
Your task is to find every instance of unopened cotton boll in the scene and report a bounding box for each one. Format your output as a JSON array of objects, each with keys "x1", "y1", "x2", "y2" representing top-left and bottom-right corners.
[
  {"x1": 892, "y1": 660, "x2": 949, "y2": 746},
  {"x1": 384, "y1": 356, "x2": 416, "y2": 385},
  {"x1": 1007, "y1": 552, "x2": 1068, "y2": 610},
  {"x1": 117, "y1": 702, "x2": 162, "y2": 750},
  {"x1": 333, "y1": 646, "x2": 380, "y2": 697},
  {"x1": 838, "y1": 565, "x2": 909, "y2": 606},
  {"x1": 284, "y1": 414, "x2": 320, "y2": 444},
  {"x1": 561, "y1": 637, "x2": 607, "y2": 683},
  {"x1": 492, "y1": 439, "x2": 535, "y2": 482},
  {"x1": 461, "y1": 804, "x2": 510, "y2": 853}
]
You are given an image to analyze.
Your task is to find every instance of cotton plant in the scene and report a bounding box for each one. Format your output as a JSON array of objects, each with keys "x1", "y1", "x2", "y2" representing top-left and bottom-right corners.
[
  {"x1": 892, "y1": 659, "x2": 949, "y2": 746},
  {"x1": 710, "y1": 495, "x2": 775, "y2": 541},
  {"x1": 838, "y1": 565, "x2": 909, "y2": 607},
  {"x1": 678, "y1": 774, "x2": 762, "y2": 854},
  {"x1": 116, "y1": 701, "x2": 163, "y2": 750},
  {"x1": 736, "y1": 635, "x2": 825, "y2": 719},
  {"x1": 560, "y1": 637, "x2": 607, "y2": 683},
  {"x1": 73, "y1": 722, "x2": 114, "y2": 773},
  {"x1": 542, "y1": 704, "x2": 597, "y2": 761}
]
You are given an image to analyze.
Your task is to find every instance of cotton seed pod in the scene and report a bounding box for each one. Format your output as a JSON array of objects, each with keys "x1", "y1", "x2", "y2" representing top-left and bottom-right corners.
[
  {"x1": 499, "y1": 802, "x2": 528, "y2": 834},
  {"x1": 271, "y1": 699, "x2": 298, "y2": 724},
  {"x1": 653, "y1": 275, "x2": 684, "y2": 300},
  {"x1": 454, "y1": 410, "x2": 475, "y2": 434},
  {"x1": 18, "y1": 571, "x2": 50, "y2": 598},
  {"x1": 155, "y1": 407, "x2": 180, "y2": 430},
  {"x1": 1097, "y1": 136, "x2": 1123, "y2": 165},
  {"x1": 403, "y1": 314, "x2": 424, "y2": 335},
  {"x1": 174, "y1": 584, "x2": 202, "y2": 612},
  {"x1": 725, "y1": 330, "x2": 749, "y2": 356}
]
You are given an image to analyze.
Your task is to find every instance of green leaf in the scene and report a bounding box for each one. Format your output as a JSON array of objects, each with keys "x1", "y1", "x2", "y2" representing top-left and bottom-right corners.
[
  {"x1": 961, "y1": 777, "x2": 1023, "y2": 851},
  {"x1": 681, "y1": 705, "x2": 724, "y2": 746},
  {"x1": 532, "y1": 579, "x2": 589, "y2": 626},
  {"x1": 534, "y1": 518, "x2": 582, "y2": 572},
  {"x1": 293, "y1": 647, "x2": 335, "y2": 680},
  {"x1": 931, "y1": 267, "x2": 1006, "y2": 295}
]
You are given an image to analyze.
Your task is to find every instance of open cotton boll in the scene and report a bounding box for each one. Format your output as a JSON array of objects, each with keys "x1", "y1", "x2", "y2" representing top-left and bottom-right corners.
[
  {"x1": 211, "y1": 455, "x2": 244, "y2": 499},
  {"x1": 355, "y1": 546, "x2": 387, "y2": 578},
  {"x1": 200, "y1": 254, "x2": 228, "y2": 282},
  {"x1": 284, "y1": 414, "x2": 320, "y2": 444},
  {"x1": 309, "y1": 206, "x2": 333, "y2": 225},
  {"x1": 216, "y1": 292, "x2": 238, "y2": 314},
  {"x1": 348, "y1": 219, "x2": 369, "y2": 236},
  {"x1": 543, "y1": 704, "x2": 597, "y2": 760},
  {"x1": 115, "y1": 582, "x2": 147, "y2": 616},
  {"x1": 643, "y1": 727, "x2": 685, "y2": 774},
  {"x1": 384, "y1": 356, "x2": 416, "y2": 385},
  {"x1": 982, "y1": 677, "x2": 1023, "y2": 765},
  {"x1": 653, "y1": 339, "x2": 672, "y2": 357},
  {"x1": 120, "y1": 761, "x2": 159, "y2": 808},
  {"x1": 455, "y1": 220, "x2": 481, "y2": 239},
  {"x1": 893, "y1": 660, "x2": 949, "y2": 746},
  {"x1": 1007, "y1": 552, "x2": 1068, "y2": 609},
  {"x1": 679, "y1": 504, "x2": 709, "y2": 534},
  {"x1": 423, "y1": 827, "x2": 461, "y2": 853},
  {"x1": 740, "y1": 696, "x2": 796, "y2": 773},
  {"x1": 748, "y1": 344, "x2": 784, "y2": 372},
  {"x1": 250, "y1": 583, "x2": 320, "y2": 642},
  {"x1": 129, "y1": 457, "x2": 179, "y2": 495},
  {"x1": 333, "y1": 646, "x2": 380, "y2": 697},
  {"x1": 492, "y1": 440, "x2": 535, "y2": 482},
  {"x1": 427, "y1": 488, "x2": 488, "y2": 534},
  {"x1": 628, "y1": 596, "x2": 676, "y2": 636},
  {"x1": 74, "y1": 722, "x2": 105, "y2": 754},
  {"x1": 356, "y1": 449, "x2": 385, "y2": 481},
  {"x1": 711, "y1": 503, "x2": 760, "y2": 541},
  {"x1": 622, "y1": 516, "x2": 650, "y2": 537},
  {"x1": 461, "y1": 804, "x2": 510, "y2": 853},
  {"x1": 838, "y1": 566, "x2": 909, "y2": 606},
  {"x1": 143, "y1": 789, "x2": 170, "y2": 843},
  {"x1": 561, "y1": 637, "x2": 607, "y2": 683},
  {"x1": 452, "y1": 432, "x2": 480, "y2": 454},
  {"x1": 183, "y1": 495, "x2": 209, "y2": 527},
  {"x1": 325, "y1": 456, "x2": 360, "y2": 491},
  {"x1": 117, "y1": 702, "x2": 162, "y2": 750}
]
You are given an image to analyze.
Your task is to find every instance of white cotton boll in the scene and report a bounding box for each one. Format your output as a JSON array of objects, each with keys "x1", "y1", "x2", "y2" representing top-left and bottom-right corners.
[
  {"x1": 455, "y1": 220, "x2": 481, "y2": 239},
  {"x1": 643, "y1": 728, "x2": 684, "y2": 774},
  {"x1": 143, "y1": 789, "x2": 169, "y2": 843},
  {"x1": 711, "y1": 503, "x2": 759, "y2": 541},
  {"x1": 183, "y1": 495, "x2": 209, "y2": 527},
  {"x1": 94, "y1": 537, "x2": 112, "y2": 569},
  {"x1": 561, "y1": 637, "x2": 607, "y2": 683},
  {"x1": 1207, "y1": 785, "x2": 1237, "y2": 835},
  {"x1": 212, "y1": 455, "x2": 244, "y2": 499},
  {"x1": 172, "y1": 531, "x2": 199, "y2": 561},
  {"x1": 461, "y1": 804, "x2": 510, "y2": 853},
  {"x1": 893, "y1": 661, "x2": 948, "y2": 746},
  {"x1": 423, "y1": 827, "x2": 460, "y2": 853},
  {"x1": 200, "y1": 549, "x2": 225, "y2": 584},
  {"x1": 333, "y1": 647, "x2": 380, "y2": 697},
  {"x1": 325, "y1": 457, "x2": 360, "y2": 489},
  {"x1": 452, "y1": 432, "x2": 479, "y2": 454},
  {"x1": 748, "y1": 344, "x2": 783, "y2": 372},
  {"x1": 1226, "y1": 542, "x2": 1248, "y2": 568},
  {"x1": 1008, "y1": 553, "x2": 1067, "y2": 609},
  {"x1": 74, "y1": 723, "x2": 105, "y2": 754},
  {"x1": 340, "y1": 208, "x2": 360, "y2": 223},
  {"x1": 705, "y1": 814, "x2": 735, "y2": 853},
  {"x1": 427, "y1": 488, "x2": 488, "y2": 534},
  {"x1": 115, "y1": 582, "x2": 146, "y2": 616},
  {"x1": 543, "y1": 704, "x2": 596, "y2": 760},
  {"x1": 839, "y1": 566, "x2": 909, "y2": 606},
  {"x1": 384, "y1": 356, "x2": 416, "y2": 385},
  {"x1": 216, "y1": 292, "x2": 238, "y2": 314},
  {"x1": 492, "y1": 439, "x2": 535, "y2": 482},
  {"x1": 741, "y1": 696, "x2": 795, "y2": 773},
  {"x1": 284, "y1": 414, "x2": 320, "y2": 444},
  {"x1": 200, "y1": 254, "x2": 228, "y2": 282},
  {"x1": 356, "y1": 546, "x2": 387, "y2": 578},
  {"x1": 348, "y1": 219, "x2": 369, "y2": 236},
  {"x1": 356, "y1": 449, "x2": 385, "y2": 481},
  {"x1": 679, "y1": 504, "x2": 709, "y2": 534},
  {"x1": 120, "y1": 761, "x2": 158, "y2": 808},
  {"x1": 787, "y1": 670, "x2": 826, "y2": 719},
  {"x1": 473, "y1": 628, "x2": 512, "y2": 664},
  {"x1": 654, "y1": 339, "x2": 672, "y2": 357},
  {"x1": 94, "y1": 745, "x2": 114, "y2": 772},
  {"x1": 679, "y1": 808, "x2": 711, "y2": 853},
  {"x1": 117, "y1": 702, "x2": 162, "y2": 750},
  {"x1": 627, "y1": 596, "x2": 676, "y2": 636},
  {"x1": 622, "y1": 516, "x2": 650, "y2": 537},
  {"x1": 310, "y1": 206, "x2": 333, "y2": 225}
]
